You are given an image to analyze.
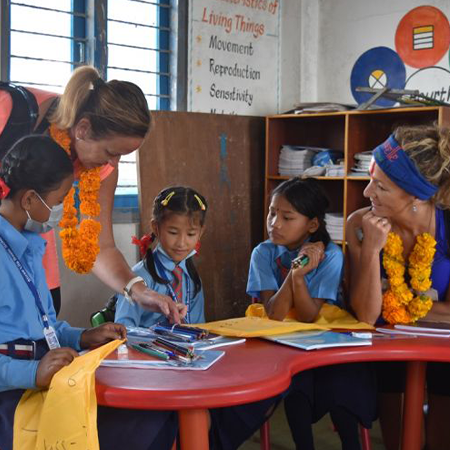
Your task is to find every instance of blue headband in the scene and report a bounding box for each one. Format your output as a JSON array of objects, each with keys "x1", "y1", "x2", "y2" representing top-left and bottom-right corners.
[{"x1": 373, "y1": 134, "x2": 438, "y2": 200}]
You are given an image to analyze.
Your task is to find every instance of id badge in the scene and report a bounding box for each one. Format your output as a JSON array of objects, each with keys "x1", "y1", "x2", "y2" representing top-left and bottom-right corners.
[{"x1": 43, "y1": 325, "x2": 61, "y2": 350}]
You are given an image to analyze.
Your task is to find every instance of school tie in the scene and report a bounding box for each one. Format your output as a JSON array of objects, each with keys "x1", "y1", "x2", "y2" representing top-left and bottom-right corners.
[{"x1": 171, "y1": 265, "x2": 183, "y2": 303}]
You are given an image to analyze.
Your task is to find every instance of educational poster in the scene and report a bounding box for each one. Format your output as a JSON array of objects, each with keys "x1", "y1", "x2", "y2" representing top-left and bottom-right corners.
[
  {"x1": 188, "y1": 0, "x2": 281, "y2": 115},
  {"x1": 350, "y1": 5, "x2": 450, "y2": 106}
]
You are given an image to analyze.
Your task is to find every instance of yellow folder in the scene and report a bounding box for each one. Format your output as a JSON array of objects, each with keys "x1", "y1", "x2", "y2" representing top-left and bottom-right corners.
[{"x1": 14, "y1": 339, "x2": 123, "y2": 450}]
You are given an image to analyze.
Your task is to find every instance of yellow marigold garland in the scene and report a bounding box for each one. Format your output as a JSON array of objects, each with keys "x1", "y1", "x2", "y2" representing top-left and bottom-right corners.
[
  {"x1": 50, "y1": 124, "x2": 102, "y2": 274},
  {"x1": 382, "y1": 232, "x2": 436, "y2": 324}
]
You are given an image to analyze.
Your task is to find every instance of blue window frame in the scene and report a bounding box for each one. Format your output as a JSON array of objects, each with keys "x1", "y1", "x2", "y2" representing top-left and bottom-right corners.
[{"x1": 1, "y1": 0, "x2": 175, "y2": 213}]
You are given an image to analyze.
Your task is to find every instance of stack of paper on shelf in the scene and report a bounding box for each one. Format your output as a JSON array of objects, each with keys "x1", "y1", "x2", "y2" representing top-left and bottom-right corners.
[
  {"x1": 325, "y1": 164, "x2": 345, "y2": 177},
  {"x1": 278, "y1": 145, "x2": 318, "y2": 176},
  {"x1": 325, "y1": 212, "x2": 344, "y2": 241},
  {"x1": 349, "y1": 151, "x2": 373, "y2": 176}
]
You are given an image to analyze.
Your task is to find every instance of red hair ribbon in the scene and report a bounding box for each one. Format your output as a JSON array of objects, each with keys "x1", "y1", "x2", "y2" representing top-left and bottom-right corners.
[
  {"x1": 0, "y1": 178, "x2": 10, "y2": 200},
  {"x1": 131, "y1": 234, "x2": 155, "y2": 257},
  {"x1": 195, "y1": 240, "x2": 201, "y2": 256}
]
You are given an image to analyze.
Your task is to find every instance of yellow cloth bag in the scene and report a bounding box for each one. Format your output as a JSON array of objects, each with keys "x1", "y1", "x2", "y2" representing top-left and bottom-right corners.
[
  {"x1": 13, "y1": 339, "x2": 123, "y2": 450},
  {"x1": 313, "y1": 304, "x2": 374, "y2": 330},
  {"x1": 245, "y1": 303, "x2": 373, "y2": 330},
  {"x1": 197, "y1": 315, "x2": 327, "y2": 337}
]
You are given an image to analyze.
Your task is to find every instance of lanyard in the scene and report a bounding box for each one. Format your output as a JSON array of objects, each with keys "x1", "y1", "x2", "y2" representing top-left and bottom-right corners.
[
  {"x1": 0, "y1": 235, "x2": 51, "y2": 329},
  {"x1": 153, "y1": 251, "x2": 191, "y2": 323}
]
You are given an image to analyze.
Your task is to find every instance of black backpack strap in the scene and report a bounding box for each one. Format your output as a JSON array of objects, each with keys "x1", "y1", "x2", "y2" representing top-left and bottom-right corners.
[
  {"x1": 34, "y1": 96, "x2": 59, "y2": 135},
  {"x1": 0, "y1": 82, "x2": 39, "y2": 159}
]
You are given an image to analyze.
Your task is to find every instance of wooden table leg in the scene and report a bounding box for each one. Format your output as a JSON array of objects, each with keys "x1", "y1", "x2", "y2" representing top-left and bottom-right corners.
[
  {"x1": 401, "y1": 361, "x2": 426, "y2": 450},
  {"x1": 178, "y1": 408, "x2": 209, "y2": 450}
]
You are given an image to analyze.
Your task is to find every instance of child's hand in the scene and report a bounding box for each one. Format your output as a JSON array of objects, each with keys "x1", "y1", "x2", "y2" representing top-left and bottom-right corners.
[
  {"x1": 292, "y1": 242, "x2": 325, "y2": 276},
  {"x1": 80, "y1": 323, "x2": 127, "y2": 349},
  {"x1": 36, "y1": 347, "x2": 79, "y2": 388}
]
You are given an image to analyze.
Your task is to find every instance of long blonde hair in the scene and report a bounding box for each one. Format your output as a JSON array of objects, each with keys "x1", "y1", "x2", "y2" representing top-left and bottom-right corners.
[
  {"x1": 50, "y1": 66, "x2": 150, "y2": 139},
  {"x1": 395, "y1": 124, "x2": 450, "y2": 208}
]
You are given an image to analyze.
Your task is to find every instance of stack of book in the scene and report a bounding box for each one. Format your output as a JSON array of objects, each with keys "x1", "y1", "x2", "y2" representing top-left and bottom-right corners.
[
  {"x1": 278, "y1": 145, "x2": 317, "y2": 176},
  {"x1": 325, "y1": 164, "x2": 345, "y2": 177},
  {"x1": 376, "y1": 322, "x2": 450, "y2": 338},
  {"x1": 349, "y1": 151, "x2": 373, "y2": 176},
  {"x1": 325, "y1": 212, "x2": 344, "y2": 241}
]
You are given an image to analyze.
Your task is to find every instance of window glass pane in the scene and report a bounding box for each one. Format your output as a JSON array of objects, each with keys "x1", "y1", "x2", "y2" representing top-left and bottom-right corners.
[
  {"x1": 107, "y1": 20, "x2": 158, "y2": 47},
  {"x1": 12, "y1": 0, "x2": 71, "y2": 11},
  {"x1": 146, "y1": 95, "x2": 157, "y2": 110},
  {"x1": 11, "y1": 5, "x2": 71, "y2": 37},
  {"x1": 108, "y1": 0, "x2": 158, "y2": 27},
  {"x1": 10, "y1": 58, "x2": 71, "y2": 90},
  {"x1": 117, "y1": 161, "x2": 138, "y2": 187},
  {"x1": 107, "y1": 0, "x2": 170, "y2": 193},
  {"x1": 11, "y1": 32, "x2": 71, "y2": 62},
  {"x1": 107, "y1": 68, "x2": 157, "y2": 96},
  {"x1": 108, "y1": 44, "x2": 159, "y2": 72}
]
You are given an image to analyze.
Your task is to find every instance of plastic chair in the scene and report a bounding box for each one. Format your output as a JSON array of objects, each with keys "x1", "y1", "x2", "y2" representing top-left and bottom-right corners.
[{"x1": 90, "y1": 295, "x2": 118, "y2": 327}]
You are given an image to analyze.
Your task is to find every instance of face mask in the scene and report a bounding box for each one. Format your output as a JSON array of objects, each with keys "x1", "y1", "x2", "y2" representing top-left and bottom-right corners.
[{"x1": 24, "y1": 193, "x2": 64, "y2": 234}]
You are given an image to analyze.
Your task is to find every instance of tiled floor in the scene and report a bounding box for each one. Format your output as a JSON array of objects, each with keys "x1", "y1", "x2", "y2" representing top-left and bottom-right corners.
[{"x1": 239, "y1": 404, "x2": 385, "y2": 450}]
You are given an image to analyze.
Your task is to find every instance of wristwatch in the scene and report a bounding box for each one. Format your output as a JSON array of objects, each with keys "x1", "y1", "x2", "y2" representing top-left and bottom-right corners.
[{"x1": 123, "y1": 276, "x2": 147, "y2": 304}]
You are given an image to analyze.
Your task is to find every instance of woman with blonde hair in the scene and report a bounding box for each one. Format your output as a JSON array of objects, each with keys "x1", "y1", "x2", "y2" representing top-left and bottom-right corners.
[
  {"x1": 0, "y1": 66, "x2": 182, "y2": 322},
  {"x1": 347, "y1": 124, "x2": 450, "y2": 450}
]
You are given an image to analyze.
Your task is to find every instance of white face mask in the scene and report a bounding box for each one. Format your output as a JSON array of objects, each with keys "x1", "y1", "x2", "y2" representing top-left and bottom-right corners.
[{"x1": 24, "y1": 193, "x2": 64, "y2": 234}]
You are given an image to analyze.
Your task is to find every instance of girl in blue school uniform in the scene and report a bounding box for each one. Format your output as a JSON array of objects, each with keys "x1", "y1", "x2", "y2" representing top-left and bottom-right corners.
[
  {"x1": 247, "y1": 177, "x2": 377, "y2": 450},
  {"x1": 115, "y1": 186, "x2": 280, "y2": 450},
  {"x1": 0, "y1": 135, "x2": 176, "y2": 450},
  {"x1": 114, "y1": 186, "x2": 207, "y2": 327}
]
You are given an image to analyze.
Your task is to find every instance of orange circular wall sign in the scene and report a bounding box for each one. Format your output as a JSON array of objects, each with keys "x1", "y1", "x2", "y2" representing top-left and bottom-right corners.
[{"x1": 395, "y1": 5, "x2": 450, "y2": 68}]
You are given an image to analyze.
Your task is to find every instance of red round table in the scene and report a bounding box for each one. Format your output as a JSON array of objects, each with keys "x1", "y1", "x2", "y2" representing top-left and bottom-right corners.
[{"x1": 95, "y1": 336, "x2": 450, "y2": 450}]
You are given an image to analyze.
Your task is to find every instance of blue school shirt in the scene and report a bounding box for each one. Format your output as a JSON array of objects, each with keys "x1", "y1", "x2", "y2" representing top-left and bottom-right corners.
[
  {"x1": 246, "y1": 239, "x2": 344, "y2": 304},
  {"x1": 0, "y1": 215, "x2": 83, "y2": 392},
  {"x1": 115, "y1": 245, "x2": 205, "y2": 327}
]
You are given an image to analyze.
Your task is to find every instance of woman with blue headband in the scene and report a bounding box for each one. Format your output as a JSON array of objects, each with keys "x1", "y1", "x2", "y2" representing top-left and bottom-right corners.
[{"x1": 346, "y1": 124, "x2": 450, "y2": 450}]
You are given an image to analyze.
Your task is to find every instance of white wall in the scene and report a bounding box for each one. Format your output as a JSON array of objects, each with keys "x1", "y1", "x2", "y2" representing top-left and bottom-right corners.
[
  {"x1": 58, "y1": 223, "x2": 139, "y2": 328},
  {"x1": 279, "y1": 0, "x2": 302, "y2": 111},
  {"x1": 301, "y1": 0, "x2": 450, "y2": 104}
]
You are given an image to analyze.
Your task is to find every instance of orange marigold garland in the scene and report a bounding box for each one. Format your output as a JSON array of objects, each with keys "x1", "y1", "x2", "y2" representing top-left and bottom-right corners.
[
  {"x1": 50, "y1": 124, "x2": 102, "y2": 274},
  {"x1": 382, "y1": 232, "x2": 436, "y2": 324}
]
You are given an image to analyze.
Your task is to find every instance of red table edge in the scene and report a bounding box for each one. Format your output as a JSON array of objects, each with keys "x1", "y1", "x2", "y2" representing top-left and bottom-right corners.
[{"x1": 96, "y1": 337, "x2": 450, "y2": 410}]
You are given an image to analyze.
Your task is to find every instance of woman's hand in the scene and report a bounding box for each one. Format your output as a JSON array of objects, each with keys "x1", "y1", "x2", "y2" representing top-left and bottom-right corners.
[
  {"x1": 361, "y1": 210, "x2": 391, "y2": 253},
  {"x1": 36, "y1": 347, "x2": 79, "y2": 388},
  {"x1": 80, "y1": 322, "x2": 127, "y2": 349},
  {"x1": 292, "y1": 242, "x2": 325, "y2": 277},
  {"x1": 131, "y1": 282, "x2": 187, "y2": 324}
]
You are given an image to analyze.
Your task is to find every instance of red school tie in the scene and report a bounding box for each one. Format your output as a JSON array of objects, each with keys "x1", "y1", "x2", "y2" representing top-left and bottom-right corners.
[
  {"x1": 276, "y1": 257, "x2": 289, "y2": 282},
  {"x1": 171, "y1": 265, "x2": 183, "y2": 303}
]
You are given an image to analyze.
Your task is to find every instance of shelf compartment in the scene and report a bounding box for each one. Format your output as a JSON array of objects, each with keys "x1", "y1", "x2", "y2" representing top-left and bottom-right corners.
[{"x1": 266, "y1": 115, "x2": 346, "y2": 178}]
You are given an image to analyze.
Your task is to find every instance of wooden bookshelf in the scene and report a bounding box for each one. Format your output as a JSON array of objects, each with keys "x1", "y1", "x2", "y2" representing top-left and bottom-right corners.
[{"x1": 265, "y1": 106, "x2": 450, "y2": 252}]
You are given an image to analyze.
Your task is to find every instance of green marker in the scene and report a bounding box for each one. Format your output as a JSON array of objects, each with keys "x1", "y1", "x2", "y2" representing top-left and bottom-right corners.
[{"x1": 130, "y1": 343, "x2": 169, "y2": 360}]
